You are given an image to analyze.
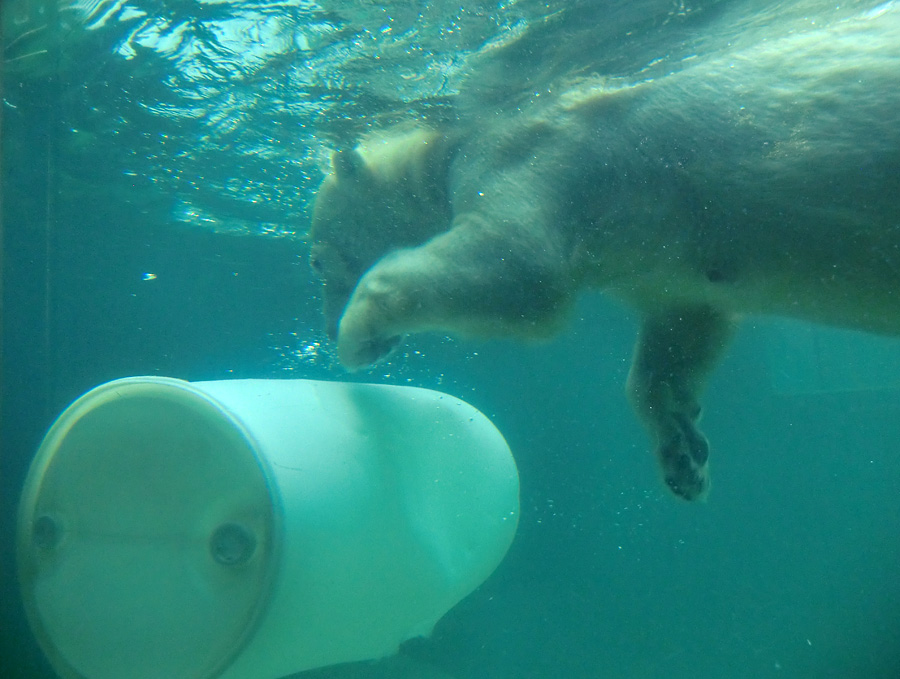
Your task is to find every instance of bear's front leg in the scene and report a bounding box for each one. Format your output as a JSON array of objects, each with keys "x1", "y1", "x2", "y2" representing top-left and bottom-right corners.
[
  {"x1": 336, "y1": 214, "x2": 572, "y2": 370},
  {"x1": 626, "y1": 305, "x2": 736, "y2": 501},
  {"x1": 333, "y1": 253, "x2": 418, "y2": 369}
]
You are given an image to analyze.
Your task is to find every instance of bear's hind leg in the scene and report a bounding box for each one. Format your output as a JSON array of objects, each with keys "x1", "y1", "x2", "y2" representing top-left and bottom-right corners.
[{"x1": 626, "y1": 305, "x2": 736, "y2": 501}]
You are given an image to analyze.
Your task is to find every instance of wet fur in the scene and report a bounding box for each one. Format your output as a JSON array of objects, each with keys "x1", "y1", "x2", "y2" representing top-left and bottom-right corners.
[{"x1": 310, "y1": 6, "x2": 900, "y2": 499}]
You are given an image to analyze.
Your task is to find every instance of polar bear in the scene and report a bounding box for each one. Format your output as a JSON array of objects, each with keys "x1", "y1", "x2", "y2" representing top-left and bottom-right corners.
[{"x1": 308, "y1": 5, "x2": 900, "y2": 500}]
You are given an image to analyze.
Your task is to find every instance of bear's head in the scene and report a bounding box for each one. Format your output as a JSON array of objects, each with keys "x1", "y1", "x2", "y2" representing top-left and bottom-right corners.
[{"x1": 309, "y1": 127, "x2": 455, "y2": 344}]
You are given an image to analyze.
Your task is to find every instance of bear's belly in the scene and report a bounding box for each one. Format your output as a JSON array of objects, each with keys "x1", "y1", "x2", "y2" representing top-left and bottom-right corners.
[{"x1": 611, "y1": 245, "x2": 900, "y2": 337}]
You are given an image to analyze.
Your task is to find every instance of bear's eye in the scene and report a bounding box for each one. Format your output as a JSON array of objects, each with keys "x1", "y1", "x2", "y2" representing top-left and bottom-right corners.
[{"x1": 310, "y1": 254, "x2": 324, "y2": 274}]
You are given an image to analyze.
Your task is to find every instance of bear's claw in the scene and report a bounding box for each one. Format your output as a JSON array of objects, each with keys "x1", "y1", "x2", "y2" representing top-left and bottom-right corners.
[
  {"x1": 337, "y1": 332, "x2": 403, "y2": 371},
  {"x1": 658, "y1": 413, "x2": 710, "y2": 501}
]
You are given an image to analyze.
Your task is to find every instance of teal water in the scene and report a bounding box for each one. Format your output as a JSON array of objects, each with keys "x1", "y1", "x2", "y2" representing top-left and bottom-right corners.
[{"x1": 2, "y1": 1, "x2": 899, "y2": 678}]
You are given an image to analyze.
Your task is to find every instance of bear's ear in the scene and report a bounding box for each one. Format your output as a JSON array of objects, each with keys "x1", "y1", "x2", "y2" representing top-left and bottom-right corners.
[{"x1": 332, "y1": 147, "x2": 366, "y2": 179}]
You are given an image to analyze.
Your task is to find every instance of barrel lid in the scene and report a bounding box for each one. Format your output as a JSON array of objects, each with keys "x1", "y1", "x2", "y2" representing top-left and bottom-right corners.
[{"x1": 17, "y1": 377, "x2": 278, "y2": 679}]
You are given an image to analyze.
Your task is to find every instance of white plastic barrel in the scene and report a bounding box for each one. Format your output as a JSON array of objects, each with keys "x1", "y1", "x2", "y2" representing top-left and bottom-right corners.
[{"x1": 17, "y1": 377, "x2": 519, "y2": 679}]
